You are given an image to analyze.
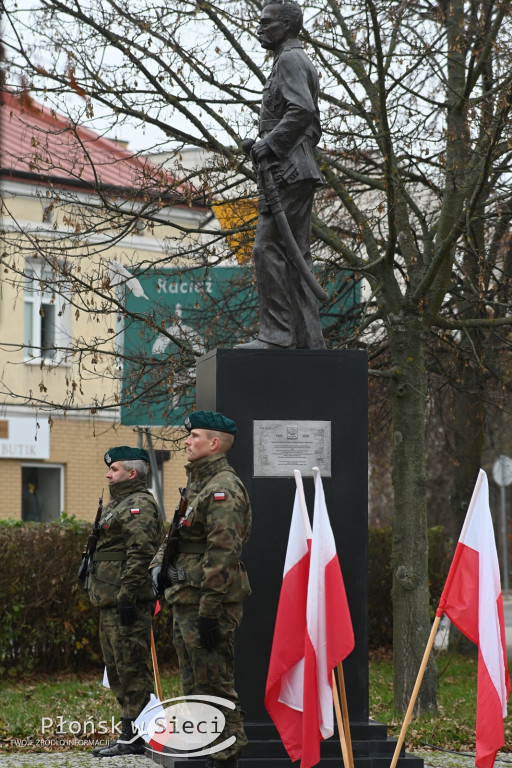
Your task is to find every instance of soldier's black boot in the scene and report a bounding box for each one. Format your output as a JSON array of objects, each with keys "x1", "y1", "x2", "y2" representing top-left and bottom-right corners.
[
  {"x1": 92, "y1": 736, "x2": 119, "y2": 756},
  {"x1": 95, "y1": 717, "x2": 146, "y2": 757}
]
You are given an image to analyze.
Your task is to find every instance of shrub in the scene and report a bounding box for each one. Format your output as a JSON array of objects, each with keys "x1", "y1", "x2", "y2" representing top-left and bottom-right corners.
[
  {"x1": 368, "y1": 525, "x2": 453, "y2": 650},
  {"x1": 0, "y1": 518, "x2": 176, "y2": 678}
]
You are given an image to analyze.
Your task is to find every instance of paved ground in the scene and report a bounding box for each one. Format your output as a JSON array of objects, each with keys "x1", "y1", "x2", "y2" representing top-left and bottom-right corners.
[
  {"x1": 1, "y1": 752, "x2": 510, "y2": 768},
  {"x1": 0, "y1": 756, "x2": 154, "y2": 767}
]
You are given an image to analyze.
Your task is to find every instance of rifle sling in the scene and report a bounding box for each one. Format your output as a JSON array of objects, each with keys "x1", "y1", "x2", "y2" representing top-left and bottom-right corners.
[
  {"x1": 178, "y1": 542, "x2": 206, "y2": 554},
  {"x1": 93, "y1": 550, "x2": 127, "y2": 561}
]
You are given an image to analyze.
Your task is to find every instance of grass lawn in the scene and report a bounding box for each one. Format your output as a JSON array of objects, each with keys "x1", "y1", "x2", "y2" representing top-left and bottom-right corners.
[
  {"x1": 0, "y1": 653, "x2": 510, "y2": 753},
  {"x1": 370, "y1": 651, "x2": 512, "y2": 753},
  {"x1": 0, "y1": 668, "x2": 182, "y2": 752}
]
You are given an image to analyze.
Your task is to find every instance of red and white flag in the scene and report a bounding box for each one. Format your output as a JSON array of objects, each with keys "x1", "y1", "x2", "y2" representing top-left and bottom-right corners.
[
  {"x1": 134, "y1": 694, "x2": 169, "y2": 753},
  {"x1": 265, "y1": 471, "x2": 312, "y2": 761},
  {"x1": 302, "y1": 468, "x2": 355, "y2": 768},
  {"x1": 436, "y1": 469, "x2": 510, "y2": 768}
]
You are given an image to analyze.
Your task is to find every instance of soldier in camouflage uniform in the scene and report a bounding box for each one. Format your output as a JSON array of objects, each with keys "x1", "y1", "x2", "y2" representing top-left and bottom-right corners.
[
  {"x1": 88, "y1": 445, "x2": 163, "y2": 758},
  {"x1": 151, "y1": 411, "x2": 251, "y2": 768}
]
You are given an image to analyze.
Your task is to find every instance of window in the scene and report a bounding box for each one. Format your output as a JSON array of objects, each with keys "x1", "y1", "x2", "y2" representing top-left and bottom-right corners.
[
  {"x1": 24, "y1": 260, "x2": 71, "y2": 363},
  {"x1": 21, "y1": 464, "x2": 64, "y2": 521}
]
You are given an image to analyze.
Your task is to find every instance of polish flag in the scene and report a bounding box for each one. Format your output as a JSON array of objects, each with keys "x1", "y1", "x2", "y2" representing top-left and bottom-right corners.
[
  {"x1": 133, "y1": 694, "x2": 169, "y2": 753},
  {"x1": 302, "y1": 468, "x2": 355, "y2": 768},
  {"x1": 436, "y1": 470, "x2": 510, "y2": 768},
  {"x1": 264, "y1": 471, "x2": 312, "y2": 761},
  {"x1": 132, "y1": 693, "x2": 200, "y2": 756}
]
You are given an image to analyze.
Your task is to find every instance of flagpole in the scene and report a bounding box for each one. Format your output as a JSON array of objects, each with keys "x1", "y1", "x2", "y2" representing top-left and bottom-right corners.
[
  {"x1": 150, "y1": 627, "x2": 163, "y2": 701},
  {"x1": 336, "y1": 663, "x2": 354, "y2": 768},
  {"x1": 332, "y1": 670, "x2": 352, "y2": 768},
  {"x1": 389, "y1": 615, "x2": 441, "y2": 768}
]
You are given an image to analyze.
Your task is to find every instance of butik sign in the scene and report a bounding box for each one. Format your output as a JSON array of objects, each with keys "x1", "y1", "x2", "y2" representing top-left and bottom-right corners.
[{"x1": 0, "y1": 416, "x2": 50, "y2": 459}]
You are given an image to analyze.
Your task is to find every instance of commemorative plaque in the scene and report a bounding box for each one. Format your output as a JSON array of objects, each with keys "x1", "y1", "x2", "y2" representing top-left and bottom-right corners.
[{"x1": 253, "y1": 419, "x2": 331, "y2": 477}]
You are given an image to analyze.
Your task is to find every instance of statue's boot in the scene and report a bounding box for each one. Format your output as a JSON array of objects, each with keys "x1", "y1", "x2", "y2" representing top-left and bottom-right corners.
[{"x1": 234, "y1": 338, "x2": 295, "y2": 350}]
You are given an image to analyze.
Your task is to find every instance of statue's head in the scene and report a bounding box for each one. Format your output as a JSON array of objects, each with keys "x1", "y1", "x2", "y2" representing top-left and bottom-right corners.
[{"x1": 258, "y1": 0, "x2": 303, "y2": 50}]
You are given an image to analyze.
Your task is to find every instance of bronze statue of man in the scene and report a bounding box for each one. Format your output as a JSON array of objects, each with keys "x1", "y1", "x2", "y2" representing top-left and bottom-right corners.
[{"x1": 237, "y1": 0, "x2": 326, "y2": 350}]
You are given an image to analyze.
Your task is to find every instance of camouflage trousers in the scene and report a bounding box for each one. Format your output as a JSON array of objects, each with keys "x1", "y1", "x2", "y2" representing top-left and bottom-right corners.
[
  {"x1": 99, "y1": 603, "x2": 154, "y2": 719},
  {"x1": 172, "y1": 602, "x2": 247, "y2": 760}
]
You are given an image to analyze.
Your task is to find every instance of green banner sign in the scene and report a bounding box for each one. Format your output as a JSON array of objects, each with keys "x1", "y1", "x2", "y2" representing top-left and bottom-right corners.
[
  {"x1": 121, "y1": 266, "x2": 255, "y2": 427},
  {"x1": 120, "y1": 264, "x2": 360, "y2": 427}
]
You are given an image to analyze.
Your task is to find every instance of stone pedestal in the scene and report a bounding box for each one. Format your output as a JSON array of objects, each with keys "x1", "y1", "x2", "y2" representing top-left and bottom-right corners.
[{"x1": 150, "y1": 348, "x2": 422, "y2": 768}]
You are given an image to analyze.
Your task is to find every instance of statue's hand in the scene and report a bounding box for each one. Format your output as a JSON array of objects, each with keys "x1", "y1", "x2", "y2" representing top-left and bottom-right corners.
[
  {"x1": 251, "y1": 139, "x2": 272, "y2": 163},
  {"x1": 241, "y1": 137, "x2": 256, "y2": 156}
]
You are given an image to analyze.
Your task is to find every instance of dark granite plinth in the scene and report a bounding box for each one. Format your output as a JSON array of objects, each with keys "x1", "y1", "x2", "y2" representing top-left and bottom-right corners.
[{"x1": 196, "y1": 348, "x2": 368, "y2": 724}]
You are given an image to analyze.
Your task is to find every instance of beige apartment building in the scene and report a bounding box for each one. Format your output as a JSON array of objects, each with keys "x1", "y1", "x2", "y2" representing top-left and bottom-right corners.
[{"x1": 0, "y1": 91, "x2": 210, "y2": 522}]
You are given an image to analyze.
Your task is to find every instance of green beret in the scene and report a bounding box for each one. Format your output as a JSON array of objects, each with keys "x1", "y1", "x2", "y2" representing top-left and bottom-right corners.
[
  {"x1": 184, "y1": 410, "x2": 237, "y2": 435},
  {"x1": 104, "y1": 446, "x2": 150, "y2": 466}
]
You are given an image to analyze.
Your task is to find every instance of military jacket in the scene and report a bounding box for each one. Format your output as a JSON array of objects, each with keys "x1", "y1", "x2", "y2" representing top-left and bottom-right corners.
[
  {"x1": 259, "y1": 38, "x2": 324, "y2": 188},
  {"x1": 154, "y1": 453, "x2": 252, "y2": 617},
  {"x1": 88, "y1": 478, "x2": 163, "y2": 608}
]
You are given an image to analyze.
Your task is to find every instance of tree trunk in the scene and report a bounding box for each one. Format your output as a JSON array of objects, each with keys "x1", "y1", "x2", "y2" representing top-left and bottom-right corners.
[
  {"x1": 389, "y1": 314, "x2": 438, "y2": 712},
  {"x1": 446, "y1": 355, "x2": 485, "y2": 655},
  {"x1": 447, "y1": 197, "x2": 488, "y2": 653},
  {"x1": 449, "y1": 359, "x2": 486, "y2": 536}
]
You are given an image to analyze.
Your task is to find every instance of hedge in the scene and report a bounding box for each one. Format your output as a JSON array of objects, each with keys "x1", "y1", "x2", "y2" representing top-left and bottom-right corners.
[
  {"x1": 368, "y1": 525, "x2": 453, "y2": 649},
  {"x1": 0, "y1": 519, "x2": 453, "y2": 676},
  {"x1": 0, "y1": 516, "x2": 176, "y2": 678}
]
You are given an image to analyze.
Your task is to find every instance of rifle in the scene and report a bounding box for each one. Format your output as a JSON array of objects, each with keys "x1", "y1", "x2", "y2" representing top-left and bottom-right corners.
[
  {"x1": 157, "y1": 486, "x2": 188, "y2": 594},
  {"x1": 78, "y1": 492, "x2": 104, "y2": 588}
]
